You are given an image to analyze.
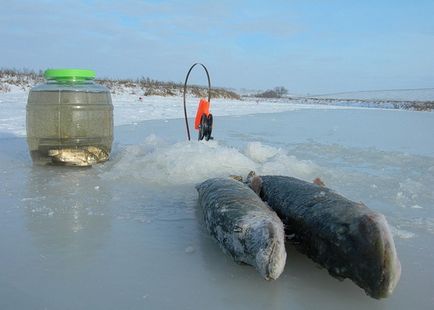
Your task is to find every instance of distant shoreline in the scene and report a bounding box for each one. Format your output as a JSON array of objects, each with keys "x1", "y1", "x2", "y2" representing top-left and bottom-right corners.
[{"x1": 1, "y1": 69, "x2": 432, "y2": 112}]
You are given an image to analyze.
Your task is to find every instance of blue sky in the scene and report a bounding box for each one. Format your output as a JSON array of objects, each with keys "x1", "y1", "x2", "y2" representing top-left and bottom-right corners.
[{"x1": 1, "y1": 0, "x2": 433, "y2": 93}]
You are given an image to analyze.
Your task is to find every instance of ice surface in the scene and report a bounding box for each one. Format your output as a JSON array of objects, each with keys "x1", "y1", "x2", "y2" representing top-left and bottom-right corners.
[{"x1": 1, "y1": 91, "x2": 434, "y2": 309}]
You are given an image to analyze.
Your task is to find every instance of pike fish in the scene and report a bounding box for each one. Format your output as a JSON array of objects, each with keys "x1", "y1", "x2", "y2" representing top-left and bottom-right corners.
[
  {"x1": 248, "y1": 174, "x2": 401, "y2": 299},
  {"x1": 196, "y1": 177, "x2": 287, "y2": 280}
]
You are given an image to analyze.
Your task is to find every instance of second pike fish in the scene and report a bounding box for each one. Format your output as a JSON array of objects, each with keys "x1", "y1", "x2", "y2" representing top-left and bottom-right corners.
[{"x1": 248, "y1": 174, "x2": 401, "y2": 299}]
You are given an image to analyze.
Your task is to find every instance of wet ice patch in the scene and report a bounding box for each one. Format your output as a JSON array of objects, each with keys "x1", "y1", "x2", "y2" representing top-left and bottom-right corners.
[
  {"x1": 392, "y1": 216, "x2": 434, "y2": 236},
  {"x1": 390, "y1": 225, "x2": 416, "y2": 239},
  {"x1": 395, "y1": 179, "x2": 427, "y2": 208},
  {"x1": 21, "y1": 196, "x2": 46, "y2": 202},
  {"x1": 184, "y1": 246, "x2": 195, "y2": 254}
]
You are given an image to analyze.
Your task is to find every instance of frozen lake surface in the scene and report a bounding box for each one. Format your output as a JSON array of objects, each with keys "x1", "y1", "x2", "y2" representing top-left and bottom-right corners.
[{"x1": 1, "y1": 93, "x2": 434, "y2": 309}]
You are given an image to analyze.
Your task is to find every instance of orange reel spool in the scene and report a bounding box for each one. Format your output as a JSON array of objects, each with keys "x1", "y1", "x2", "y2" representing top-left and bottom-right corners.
[{"x1": 194, "y1": 98, "x2": 210, "y2": 130}]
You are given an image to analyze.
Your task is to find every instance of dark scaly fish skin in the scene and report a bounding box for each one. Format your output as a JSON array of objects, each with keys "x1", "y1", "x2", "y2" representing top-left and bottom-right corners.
[
  {"x1": 196, "y1": 178, "x2": 286, "y2": 280},
  {"x1": 251, "y1": 175, "x2": 401, "y2": 299}
]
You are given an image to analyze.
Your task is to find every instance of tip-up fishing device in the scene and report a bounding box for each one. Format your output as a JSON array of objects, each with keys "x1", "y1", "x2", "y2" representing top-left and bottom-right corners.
[{"x1": 183, "y1": 63, "x2": 213, "y2": 141}]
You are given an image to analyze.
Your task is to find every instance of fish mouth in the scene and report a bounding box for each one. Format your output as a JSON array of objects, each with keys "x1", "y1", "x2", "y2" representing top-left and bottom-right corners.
[
  {"x1": 255, "y1": 222, "x2": 286, "y2": 280},
  {"x1": 265, "y1": 242, "x2": 281, "y2": 280},
  {"x1": 356, "y1": 213, "x2": 402, "y2": 298},
  {"x1": 377, "y1": 216, "x2": 401, "y2": 298}
]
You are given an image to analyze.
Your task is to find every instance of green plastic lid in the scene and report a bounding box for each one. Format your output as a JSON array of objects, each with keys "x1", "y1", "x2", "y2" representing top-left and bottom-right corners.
[{"x1": 44, "y1": 68, "x2": 96, "y2": 82}]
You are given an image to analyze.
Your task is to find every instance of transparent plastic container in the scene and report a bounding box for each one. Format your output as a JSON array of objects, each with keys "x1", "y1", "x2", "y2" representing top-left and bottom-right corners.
[{"x1": 26, "y1": 69, "x2": 113, "y2": 166}]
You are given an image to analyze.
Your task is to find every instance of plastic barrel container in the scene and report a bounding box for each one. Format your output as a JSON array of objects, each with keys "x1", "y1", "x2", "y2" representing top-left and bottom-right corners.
[{"x1": 26, "y1": 69, "x2": 113, "y2": 166}]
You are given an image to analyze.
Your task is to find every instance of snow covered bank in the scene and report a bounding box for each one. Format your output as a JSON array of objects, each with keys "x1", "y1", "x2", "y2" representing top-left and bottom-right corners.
[{"x1": 0, "y1": 70, "x2": 239, "y2": 99}]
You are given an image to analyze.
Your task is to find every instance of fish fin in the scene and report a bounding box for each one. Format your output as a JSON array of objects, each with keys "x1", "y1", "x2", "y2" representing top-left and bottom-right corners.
[
  {"x1": 247, "y1": 171, "x2": 256, "y2": 180},
  {"x1": 249, "y1": 176, "x2": 263, "y2": 196},
  {"x1": 313, "y1": 177, "x2": 326, "y2": 187},
  {"x1": 229, "y1": 175, "x2": 243, "y2": 182}
]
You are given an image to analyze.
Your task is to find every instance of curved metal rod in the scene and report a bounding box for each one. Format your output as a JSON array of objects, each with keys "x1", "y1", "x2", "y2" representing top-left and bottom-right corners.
[{"x1": 183, "y1": 63, "x2": 211, "y2": 141}]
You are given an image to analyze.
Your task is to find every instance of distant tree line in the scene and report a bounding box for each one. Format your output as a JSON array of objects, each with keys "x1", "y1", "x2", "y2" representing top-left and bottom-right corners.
[{"x1": 257, "y1": 86, "x2": 288, "y2": 98}]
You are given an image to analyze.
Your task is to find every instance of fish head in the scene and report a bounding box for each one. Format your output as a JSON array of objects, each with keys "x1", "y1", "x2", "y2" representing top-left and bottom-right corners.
[
  {"x1": 242, "y1": 215, "x2": 286, "y2": 280},
  {"x1": 350, "y1": 211, "x2": 402, "y2": 298}
]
